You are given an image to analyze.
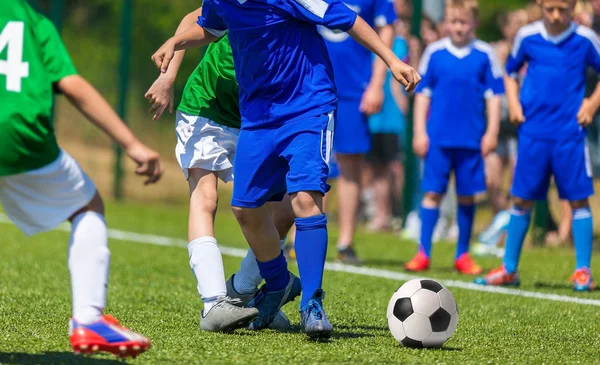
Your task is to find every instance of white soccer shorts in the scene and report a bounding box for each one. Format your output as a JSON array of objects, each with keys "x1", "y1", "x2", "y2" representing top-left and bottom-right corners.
[
  {"x1": 175, "y1": 111, "x2": 240, "y2": 183},
  {"x1": 0, "y1": 150, "x2": 97, "y2": 236}
]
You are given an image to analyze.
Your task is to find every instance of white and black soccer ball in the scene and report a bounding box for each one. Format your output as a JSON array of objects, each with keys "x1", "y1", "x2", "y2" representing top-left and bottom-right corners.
[{"x1": 386, "y1": 279, "x2": 458, "y2": 348}]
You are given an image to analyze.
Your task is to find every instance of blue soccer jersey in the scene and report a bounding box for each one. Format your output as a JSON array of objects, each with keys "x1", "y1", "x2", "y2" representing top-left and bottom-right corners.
[
  {"x1": 506, "y1": 21, "x2": 600, "y2": 141},
  {"x1": 320, "y1": 0, "x2": 395, "y2": 100},
  {"x1": 415, "y1": 38, "x2": 505, "y2": 149},
  {"x1": 198, "y1": 0, "x2": 357, "y2": 129}
]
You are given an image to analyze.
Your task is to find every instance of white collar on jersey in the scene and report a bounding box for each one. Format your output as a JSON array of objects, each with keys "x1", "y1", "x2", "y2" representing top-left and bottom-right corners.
[
  {"x1": 538, "y1": 21, "x2": 577, "y2": 44},
  {"x1": 443, "y1": 37, "x2": 476, "y2": 59}
]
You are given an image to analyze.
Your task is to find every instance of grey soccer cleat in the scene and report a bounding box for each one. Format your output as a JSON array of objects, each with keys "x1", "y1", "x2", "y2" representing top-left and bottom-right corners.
[
  {"x1": 200, "y1": 296, "x2": 259, "y2": 332},
  {"x1": 226, "y1": 275, "x2": 291, "y2": 330}
]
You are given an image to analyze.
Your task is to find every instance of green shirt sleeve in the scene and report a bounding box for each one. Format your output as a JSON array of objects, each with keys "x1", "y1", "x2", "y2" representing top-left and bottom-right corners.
[{"x1": 33, "y1": 16, "x2": 77, "y2": 88}]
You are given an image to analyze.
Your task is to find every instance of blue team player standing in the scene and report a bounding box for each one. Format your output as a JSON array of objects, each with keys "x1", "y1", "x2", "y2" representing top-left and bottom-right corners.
[
  {"x1": 320, "y1": 0, "x2": 396, "y2": 264},
  {"x1": 405, "y1": 0, "x2": 504, "y2": 275},
  {"x1": 476, "y1": 0, "x2": 600, "y2": 291},
  {"x1": 151, "y1": 0, "x2": 420, "y2": 337}
]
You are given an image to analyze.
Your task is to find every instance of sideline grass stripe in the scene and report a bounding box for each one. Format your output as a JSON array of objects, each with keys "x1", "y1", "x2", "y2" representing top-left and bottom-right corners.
[{"x1": 2, "y1": 213, "x2": 599, "y2": 307}]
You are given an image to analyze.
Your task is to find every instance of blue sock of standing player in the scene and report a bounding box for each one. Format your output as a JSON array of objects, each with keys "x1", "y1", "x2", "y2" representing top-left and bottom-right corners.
[
  {"x1": 419, "y1": 206, "x2": 440, "y2": 258},
  {"x1": 502, "y1": 206, "x2": 532, "y2": 274},
  {"x1": 256, "y1": 250, "x2": 289, "y2": 292},
  {"x1": 572, "y1": 206, "x2": 593, "y2": 270},
  {"x1": 456, "y1": 203, "x2": 475, "y2": 259},
  {"x1": 294, "y1": 214, "x2": 328, "y2": 307}
]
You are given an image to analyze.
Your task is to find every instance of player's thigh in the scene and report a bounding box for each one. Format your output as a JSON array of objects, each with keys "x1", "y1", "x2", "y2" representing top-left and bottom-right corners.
[
  {"x1": 231, "y1": 128, "x2": 287, "y2": 208},
  {"x1": 175, "y1": 111, "x2": 239, "y2": 183},
  {"x1": 552, "y1": 138, "x2": 594, "y2": 201},
  {"x1": 333, "y1": 99, "x2": 370, "y2": 154},
  {"x1": 511, "y1": 135, "x2": 552, "y2": 201},
  {"x1": 422, "y1": 146, "x2": 452, "y2": 194},
  {"x1": 453, "y1": 149, "x2": 486, "y2": 196},
  {"x1": 281, "y1": 112, "x2": 334, "y2": 197},
  {"x1": 0, "y1": 150, "x2": 96, "y2": 236}
]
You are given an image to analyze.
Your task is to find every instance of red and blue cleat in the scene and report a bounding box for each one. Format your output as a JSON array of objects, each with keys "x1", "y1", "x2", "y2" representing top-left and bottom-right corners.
[
  {"x1": 474, "y1": 266, "x2": 520, "y2": 286},
  {"x1": 69, "y1": 314, "x2": 151, "y2": 358},
  {"x1": 570, "y1": 268, "x2": 595, "y2": 292}
]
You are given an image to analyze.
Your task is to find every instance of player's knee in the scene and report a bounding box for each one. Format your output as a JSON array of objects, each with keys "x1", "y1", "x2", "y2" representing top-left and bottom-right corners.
[
  {"x1": 457, "y1": 196, "x2": 475, "y2": 205},
  {"x1": 569, "y1": 199, "x2": 590, "y2": 210},
  {"x1": 70, "y1": 192, "x2": 105, "y2": 222},
  {"x1": 192, "y1": 187, "x2": 219, "y2": 215},
  {"x1": 232, "y1": 206, "x2": 261, "y2": 229},
  {"x1": 271, "y1": 199, "x2": 296, "y2": 237},
  {"x1": 512, "y1": 197, "x2": 534, "y2": 210},
  {"x1": 291, "y1": 191, "x2": 323, "y2": 218},
  {"x1": 422, "y1": 192, "x2": 443, "y2": 207}
]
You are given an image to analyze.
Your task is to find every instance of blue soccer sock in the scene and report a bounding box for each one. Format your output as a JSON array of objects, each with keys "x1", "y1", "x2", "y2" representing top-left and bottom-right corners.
[
  {"x1": 456, "y1": 203, "x2": 475, "y2": 259},
  {"x1": 256, "y1": 251, "x2": 288, "y2": 292},
  {"x1": 419, "y1": 206, "x2": 440, "y2": 258},
  {"x1": 294, "y1": 214, "x2": 328, "y2": 308},
  {"x1": 572, "y1": 207, "x2": 593, "y2": 270},
  {"x1": 503, "y1": 206, "x2": 532, "y2": 274}
]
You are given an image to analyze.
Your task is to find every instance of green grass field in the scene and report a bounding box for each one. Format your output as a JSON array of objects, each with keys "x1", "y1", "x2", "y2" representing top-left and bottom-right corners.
[{"x1": 1, "y1": 198, "x2": 600, "y2": 365}]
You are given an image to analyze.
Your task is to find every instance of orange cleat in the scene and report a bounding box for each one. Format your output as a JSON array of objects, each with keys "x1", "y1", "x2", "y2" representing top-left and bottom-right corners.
[
  {"x1": 454, "y1": 253, "x2": 483, "y2": 275},
  {"x1": 570, "y1": 268, "x2": 595, "y2": 292},
  {"x1": 404, "y1": 251, "x2": 430, "y2": 272},
  {"x1": 474, "y1": 266, "x2": 520, "y2": 286},
  {"x1": 70, "y1": 314, "x2": 151, "y2": 358}
]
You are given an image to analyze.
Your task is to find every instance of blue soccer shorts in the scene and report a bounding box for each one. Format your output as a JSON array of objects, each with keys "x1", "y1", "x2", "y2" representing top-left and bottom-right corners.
[
  {"x1": 231, "y1": 112, "x2": 335, "y2": 208},
  {"x1": 511, "y1": 134, "x2": 594, "y2": 201},
  {"x1": 333, "y1": 98, "x2": 370, "y2": 155},
  {"x1": 422, "y1": 146, "x2": 486, "y2": 197}
]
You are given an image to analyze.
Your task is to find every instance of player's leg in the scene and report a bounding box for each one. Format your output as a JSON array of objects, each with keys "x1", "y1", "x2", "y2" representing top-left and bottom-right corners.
[
  {"x1": 175, "y1": 112, "x2": 258, "y2": 331},
  {"x1": 476, "y1": 136, "x2": 551, "y2": 286},
  {"x1": 334, "y1": 99, "x2": 371, "y2": 264},
  {"x1": 553, "y1": 137, "x2": 595, "y2": 291},
  {"x1": 405, "y1": 146, "x2": 451, "y2": 272},
  {"x1": 453, "y1": 149, "x2": 486, "y2": 275},
  {"x1": 230, "y1": 128, "x2": 301, "y2": 330},
  {"x1": 368, "y1": 134, "x2": 399, "y2": 231}
]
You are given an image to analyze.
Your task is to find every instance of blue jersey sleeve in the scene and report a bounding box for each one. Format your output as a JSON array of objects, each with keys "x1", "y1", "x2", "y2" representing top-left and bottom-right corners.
[
  {"x1": 415, "y1": 46, "x2": 435, "y2": 97},
  {"x1": 283, "y1": 0, "x2": 357, "y2": 31},
  {"x1": 505, "y1": 29, "x2": 528, "y2": 78},
  {"x1": 484, "y1": 49, "x2": 505, "y2": 98},
  {"x1": 197, "y1": 1, "x2": 227, "y2": 37},
  {"x1": 373, "y1": 0, "x2": 396, "y2": 28}
]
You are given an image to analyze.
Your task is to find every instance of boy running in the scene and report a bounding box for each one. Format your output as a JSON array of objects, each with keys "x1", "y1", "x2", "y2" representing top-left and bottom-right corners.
[
  {"x1": 476, "y1": 0, "x2": 600, "y2": 291},
  {"x1": 0, "y1": 0, "x2": 161, "y2": 358},
  {"x1": 152, "y1": 0, "x2": 419, "y2": 338}
]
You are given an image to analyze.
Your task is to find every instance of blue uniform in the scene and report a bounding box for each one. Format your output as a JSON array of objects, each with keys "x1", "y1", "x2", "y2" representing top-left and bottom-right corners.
[
  {"x1": 415, "y1": 38, "x2": 505, "y2": 196},
  {"x1": 198, "y1": 0, "x2": 356, "y2": 207},
  {"x1": 507, "y1": 22, "x2": 600, "y2": 201},
  {"x1": 321, "y1": 0, "x2": 395, "y2": 154}
]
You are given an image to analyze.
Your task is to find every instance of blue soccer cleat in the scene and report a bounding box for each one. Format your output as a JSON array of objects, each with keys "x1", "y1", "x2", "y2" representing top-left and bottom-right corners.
[
  {"x1": 571, "y1": 268, "x2": 596, "y2": 292},
  {"x1": 300, "y1": 289, "x2": 333, "y2": 339},
  {"x1": 248, "y1": 272, "x2": 301, "y2": 330},
  {"x1": 69, "y1": 315, "x2": 151, "y2": 358}
]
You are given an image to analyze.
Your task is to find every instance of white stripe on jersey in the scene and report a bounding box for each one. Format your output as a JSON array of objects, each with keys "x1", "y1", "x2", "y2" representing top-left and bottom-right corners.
[
  {"x1": 295, "y1": 0, "x2": 329, "y2": 19},
  {"x1": 418, "y1": 38, "x2": 447, "y2": 75},
  {"x1": 576, "y1": 25, "x2": 600, "y2": 58},
  {"x1": 474, "y1": 40, "x2": 504, "y2": 79},
  {"x1": 511, "y1": 22, "x2": 543, "y2": 58}
]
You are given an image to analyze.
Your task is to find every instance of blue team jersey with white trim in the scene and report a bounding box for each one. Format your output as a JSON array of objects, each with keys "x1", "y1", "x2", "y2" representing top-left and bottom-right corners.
[
  {"x1": 320, "y1": 0, "x2": 395, "y2": 100},
  {"x1": 198, "y1": 0, "x2": 357, "y2": 128},
  {"x1": 506, "y1": 21, "x2": 600, "y2": 140},
  {"x1": 415, "y1": 38, "x2": 505, "y2": 149}
]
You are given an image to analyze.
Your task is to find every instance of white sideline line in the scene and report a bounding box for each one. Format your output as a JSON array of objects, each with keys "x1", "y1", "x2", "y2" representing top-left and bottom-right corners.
[{"x1": 2, "y1": 214, "x2": 600, "y2": 307}]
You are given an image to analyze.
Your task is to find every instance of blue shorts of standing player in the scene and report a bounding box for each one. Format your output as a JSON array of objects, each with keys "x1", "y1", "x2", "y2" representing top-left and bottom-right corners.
[
  {"x1": 153, "y1": 0, "x2": 420, "y2": 338},
  {"x1": 475, "y1": 19, "x2": 600, "y2": 291}
]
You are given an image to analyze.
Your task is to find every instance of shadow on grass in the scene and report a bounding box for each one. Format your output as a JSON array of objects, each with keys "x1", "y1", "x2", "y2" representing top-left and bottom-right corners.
[
  {"x1": 399, "y1": 346, "x2": 463, "y2": 352},
  {"x1": 0, "y1": 352, "x2": 126, "y2": 365},
  {"x1": 533, "y1": 282, "x2": 574, "y2": 290}
]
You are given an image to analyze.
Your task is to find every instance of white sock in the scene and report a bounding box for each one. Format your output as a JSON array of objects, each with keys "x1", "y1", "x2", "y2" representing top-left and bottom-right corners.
[
  {"x1": 234, "y1": 238, "x2": 287, "y2": 295},
  {"x1": 188, "y1": 237, "x2": 227, "y2": 315},
  {"x1": 69, "y1": 212, "x2": 110, "y2": 324}
]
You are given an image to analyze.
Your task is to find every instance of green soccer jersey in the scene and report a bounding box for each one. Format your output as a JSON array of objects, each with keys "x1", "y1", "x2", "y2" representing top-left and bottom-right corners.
[
  {"x1": 178, "y1": 35, "x2": 241, "y2": 129},
  {"x1": 0, "y1": 0, "x2": 77, "y2": 177}
]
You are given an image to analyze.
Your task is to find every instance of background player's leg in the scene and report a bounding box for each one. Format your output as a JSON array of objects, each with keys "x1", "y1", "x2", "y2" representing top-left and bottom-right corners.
[
  {"x1": 571, "y1": 199, "x2": 593, "y2": 271},
  {"x1": 503, "y1": 198, "x2": 534, "y2": 273},
  {"x1": 336, "y1": 153, "x2": 364, "y2": 263},
  {"x1": 419, "y1": 192, "x2": 443, "y2": 258},
  {"x1": 68, "y1": 192, "x2": 108, "y2": 325}
]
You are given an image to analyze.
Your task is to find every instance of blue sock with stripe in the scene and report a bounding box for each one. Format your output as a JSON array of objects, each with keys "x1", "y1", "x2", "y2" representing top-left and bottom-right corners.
[
  {"x1": 295, "y1": 214, "x2": 328, "y2": 307},
  {"x1": 572, "y1": 207, "x2": 593, "y2": 270},
  {"x1": 503, "y1": 206, "x2": 532, "y2": 274},
  {"x1": 419, "y1": 206, "x2": 440, "y2": 258},
  {"x1": 256, "y1": 251, "x2": 288, "y2": 292},
  {"x1": 456, "y1": 203, "x2": 475, "y2": 259}
]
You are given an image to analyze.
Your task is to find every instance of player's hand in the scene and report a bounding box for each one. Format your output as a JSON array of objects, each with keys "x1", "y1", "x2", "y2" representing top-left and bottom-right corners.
[
  {"x1": 390, "y1": 61, "x2": 421, "y2": 93},
  {"x1": 481, "y1": 132, "x2": 498, "y2": 157},
  {"x1": 152, "y1": 39, "x2": 176, "y2": 73},
  {"x1": 145, "y1": 75, "x2": 175, "y2": 120},
  {"x1": 413, "y1": 132, "x2": 429, "y2": 158},
  {"x1": 577, "y1": 98, "x2": 597, "y2": 127},
  {"x1": 508, "y1": 104, "x2": 526, "y2": 126},
  {"x1": 360, "y1": 84, "x2": 384, "y2": 115},
  {"x1": 125, "y1": 141, "x2": 163, "y2": 185}
]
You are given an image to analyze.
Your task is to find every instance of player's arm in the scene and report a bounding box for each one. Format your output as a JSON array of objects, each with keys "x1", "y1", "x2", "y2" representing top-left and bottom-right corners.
[
  {"x1": 152, "y1": 25, "x2": 218, "y2": 73},
  {"x1": 57, "y1": 75, "x2": 162, "y2": 184},
  {"x1": 390, "y1": 80, "x2": 409, "y2": 115},
  {"x1": 481, "y1": 52, "x2": 504, "y2": 156},
  {"x1": 578, "y1": 36, "x2": 600, "y2": 126},
  {"x1": 361, "y1": 24, "x2": 393, "y2": 115},
  {"x1": 412, "y1": 94, "x2": 430, "y2": 158},
  {"x1": 504, "y1": 74, "x2": 524, "y2": 126},
  {"x1": 145, "y1": 7, "x2": 203, "y2": 120}
]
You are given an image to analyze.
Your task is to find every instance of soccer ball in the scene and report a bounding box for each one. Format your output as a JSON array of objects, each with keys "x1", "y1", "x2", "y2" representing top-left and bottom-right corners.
[{"x1": 386, "y1": 279, "x2": 458, "y2": 348}]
